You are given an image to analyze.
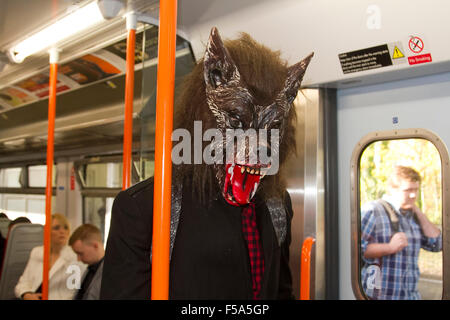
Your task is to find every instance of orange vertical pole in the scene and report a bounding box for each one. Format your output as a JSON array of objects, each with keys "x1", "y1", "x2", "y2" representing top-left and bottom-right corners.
[
  {"x1": 122, "y1": 14, "x2": 137, "y2": 190},
  {"x1": 151, "y1": 0, "x2": 177, "y2": 300},
  {"x1": 300, "y1": 237, "x2": 315, "y2": 300},
  {"x1": 42, "y1": 48, "x2": 59, "y2": 300}
]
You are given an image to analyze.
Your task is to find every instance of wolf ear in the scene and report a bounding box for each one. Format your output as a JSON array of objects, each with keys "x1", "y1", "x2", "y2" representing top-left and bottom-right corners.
[
  {"x1": 282, "y1": 52, "x2": 314, "y2": 104},
  {"x1": 204, "y1": 27, "x2": 240, "y2": 89}
]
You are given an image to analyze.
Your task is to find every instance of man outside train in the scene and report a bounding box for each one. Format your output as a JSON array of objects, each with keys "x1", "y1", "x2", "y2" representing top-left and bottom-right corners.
[
  {"x1": 361, "y1": 165, "x2": 442, "y2": 299},
  {"x1": 69, "y1": 224, "x2": 104, "y2": 300}
]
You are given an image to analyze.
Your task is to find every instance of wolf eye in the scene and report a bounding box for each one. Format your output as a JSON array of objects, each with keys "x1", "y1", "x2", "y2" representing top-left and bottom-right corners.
[
  {"x1": 271, "y1": 120, "x2": 282, "y2": 130},
  {"x1": 228, "y1": 116, "x2": 242, "y2": 128}
]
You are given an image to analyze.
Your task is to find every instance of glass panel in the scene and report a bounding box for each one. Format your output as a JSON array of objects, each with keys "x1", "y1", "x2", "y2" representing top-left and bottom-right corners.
[
  {"x1": 83, "y1": 196, "x2": 114, "y2": 245},
  {"x1": 83, "y1": 162, "x2": 122, "y2": 188},
  {"x1": 359, "y1": 138, "x2": 443, "y2": 300},
  {"x1": 138, "y1": 24, "x2": 195, "y2": 180},
  {"x1": 0, "y1": 194, "x2": 54, "y2": 225},
  {"x1": 134, "y1": 158, "x2": 154, "y2": 181},
  {"x1": 0, "y1": 167, "x2": 22, "y2": 187},
  {"x1": 29, "y1": 164, "x2": 56, "y2": 187}
]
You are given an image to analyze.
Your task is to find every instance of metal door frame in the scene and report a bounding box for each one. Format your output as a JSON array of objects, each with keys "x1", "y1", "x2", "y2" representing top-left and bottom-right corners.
[{"x1": 350, "y1": 128, "x2": 450, "y2": 300}]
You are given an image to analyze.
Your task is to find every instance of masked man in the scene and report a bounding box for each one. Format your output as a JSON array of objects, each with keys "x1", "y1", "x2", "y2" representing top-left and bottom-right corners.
[{"x1": 100, "y1": 28, "x2": 313, "y2": 300}]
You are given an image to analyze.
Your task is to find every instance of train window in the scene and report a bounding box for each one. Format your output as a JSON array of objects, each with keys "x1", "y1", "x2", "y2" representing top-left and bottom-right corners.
[
  {"x1": 0, "y1": 194, "x2": 54, "y2": 225},
  {"x1": 82, "y1": 162, "x2": 122, "y2": 188},
  {"x1": 83, "y1": 196, "x2": 114, "y2": 245},
  {"x1": 28, "y1": 165, "x2": 56, "y2": 188},
  {"x1": 0, "y1": 167, "x2": 22, "y2": 188},
  {"x1": 351, "y1": 129, "x2": 449, "y2": 300},
  {"x1": 75, "y1": 157, "x2": 128, "y2": 243},
  {"x1": 0, "y1": 165, "x2": 57, "y2": 224},
  {"x1": 137, "y1": 23, "x2": 195, "y2": 182},
  {"x1": 134, "y1": 158, "x2": 154, "y2": 181}
]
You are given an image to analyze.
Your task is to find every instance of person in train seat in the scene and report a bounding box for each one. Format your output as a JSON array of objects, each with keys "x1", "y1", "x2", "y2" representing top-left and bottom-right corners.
[
  {"x1": 7, "y1": 217, "x2": 31, "y2": 235},
  {"x1": 360, "y1": 165, "x2": 442, "y2": 300},
  {"x1": 0, "y1": 233, "x2": 4, "y2": 274},
  {"x1": 100, "y1": 27, "x2": 313, "y2": 300},
  {"x1": 0, "y1": 212, "x2": 10, "y2": 272},
  {"x1": 15, "y1": 213, "x2": 86, "y2": 300},
  {"x1": 69, "y1": 224, "x2": 105, "y2": 300},
  {"x1": 0, "y1": 216, "x2": 30, "y2": 274}
]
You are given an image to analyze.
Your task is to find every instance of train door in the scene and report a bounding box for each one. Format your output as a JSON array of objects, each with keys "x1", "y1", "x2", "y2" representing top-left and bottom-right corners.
[{"x1": 337, "y1": 72, "x2": 450, "y2": 299}]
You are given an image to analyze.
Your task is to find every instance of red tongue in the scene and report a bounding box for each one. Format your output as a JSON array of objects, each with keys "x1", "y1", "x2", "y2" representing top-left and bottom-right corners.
[{"x1": 224, "y1": 164, "x2": 261, "y2": 205}]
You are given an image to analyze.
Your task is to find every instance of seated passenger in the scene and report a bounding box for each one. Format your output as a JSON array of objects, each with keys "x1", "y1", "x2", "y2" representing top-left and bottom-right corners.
[
  {"x1": 7, "y1": 217, "x2": 31, "y2": 236},
  {"x1": 15, "y1": 213, "x2": 86, "y2": 300},
  {"x1": 1, "y1": 216, "x2": 30, "y2": 275},
  {"x1": 69, "y1": 224, "x2": 104, "y2": 300},
  {"x1": 0, "y1": 212, "x2": 10, "y2": 269},
  {"x1": 0, "y1": 233, "x2": 4, "y2": 275}
]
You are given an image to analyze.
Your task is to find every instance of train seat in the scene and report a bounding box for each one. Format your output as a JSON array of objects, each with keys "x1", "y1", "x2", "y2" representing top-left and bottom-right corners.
[{"x1": 0, "y1": 223, "x2": 43, "y2": 300}]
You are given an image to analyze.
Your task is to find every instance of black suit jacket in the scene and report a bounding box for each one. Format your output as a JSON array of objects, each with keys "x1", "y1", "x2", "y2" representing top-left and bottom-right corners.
[{"x1": 100, "y1": 178, "x2": 294, "y2": 299}]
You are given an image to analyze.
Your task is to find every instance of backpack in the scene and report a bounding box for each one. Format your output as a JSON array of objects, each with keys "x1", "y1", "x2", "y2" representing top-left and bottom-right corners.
[
  {"x1": 377, "y1": 199, "x2": 400, "y2": 233},
  {"x1": 377, "y1": 199, "x2": 421, "y2": 234}
]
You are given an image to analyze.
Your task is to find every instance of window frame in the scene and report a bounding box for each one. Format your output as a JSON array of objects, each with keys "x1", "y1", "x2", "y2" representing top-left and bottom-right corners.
[
  {"x1": 0, "y1": 163, "x2": 56, "y2": 195},
  {"x1": 350, "y1": 128, "x2": 450, "y2": 300},
  {"x1": 74, "y1": 155, "x2": 132, "y2": 197}
]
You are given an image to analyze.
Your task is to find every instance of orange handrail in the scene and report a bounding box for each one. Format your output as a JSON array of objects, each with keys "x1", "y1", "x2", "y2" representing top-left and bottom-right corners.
[
  {"x1": 151, "y1": 0, "x2": 178, "y2": 300},
  {"x1": 300, "y1": 236, "x2": 315, "y2": 300},
  {"x1": 42, "y1": 55, "x2": 58, "y2": 301},
  {"x1": 122, "y1": 21, "x2": 136, "y2": 190}
]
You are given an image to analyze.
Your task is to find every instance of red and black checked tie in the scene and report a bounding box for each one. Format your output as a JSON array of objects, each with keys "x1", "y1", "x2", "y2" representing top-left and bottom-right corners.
[{"x1": 241, "y1": 202, "x2": 265, "y2": 300}]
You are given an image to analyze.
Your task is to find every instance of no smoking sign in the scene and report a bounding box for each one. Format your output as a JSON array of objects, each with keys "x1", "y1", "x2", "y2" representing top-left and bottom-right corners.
[{"x1": 409, "y1": 36, "x2": 424, "y2": 54}]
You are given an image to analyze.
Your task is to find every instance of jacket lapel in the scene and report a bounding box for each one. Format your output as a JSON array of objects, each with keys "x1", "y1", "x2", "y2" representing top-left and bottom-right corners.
[
  {"x1": 256, "y1": 199, "x2": 276, "y2": 288},
  {"x1": 49, "y1": 247, "x2": 69, "y2": 279},
  {"x1": 84, "y1": 260, "x2": 104, "y2": 299}
]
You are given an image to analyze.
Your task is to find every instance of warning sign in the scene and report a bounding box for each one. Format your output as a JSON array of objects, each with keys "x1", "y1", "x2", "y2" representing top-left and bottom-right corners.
[
  {"x1": 388, "y1": 42, "x2": 406, "y2": 65},
  {"x1": 338, "y1": 44, "x2": 392, "y2": 74},
  {"x1": 409, "y1": 36, "x2": 424, "y2": 54},
  {"x1": 338, "y1": 36, "x2": 432, "y2": 75},
  {"x1": 408, "y1": 53, "x2": 432, "y2": 65},
  {"x1": 392, "y1": 46, "x2": 404, "y2": 59}
]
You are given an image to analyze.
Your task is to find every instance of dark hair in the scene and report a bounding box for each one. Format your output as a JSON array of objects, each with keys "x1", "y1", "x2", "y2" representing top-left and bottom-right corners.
[
  {"x1": 8, "y1": 217, "x2": 31, "y2": 229},
  {"x1": 0, "y1": 212, "x2": 8, "y2": 219}
]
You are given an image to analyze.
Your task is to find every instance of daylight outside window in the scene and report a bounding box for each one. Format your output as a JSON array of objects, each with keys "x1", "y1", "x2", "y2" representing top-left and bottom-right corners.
[{"x1": 358, "y1": 138, "x2": 443, "y2": 300}]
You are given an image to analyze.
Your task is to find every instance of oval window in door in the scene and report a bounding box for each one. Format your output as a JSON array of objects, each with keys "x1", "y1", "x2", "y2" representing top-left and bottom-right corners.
[{"x1": 350, "y1": 129, "x2": 449, "y2": 300}]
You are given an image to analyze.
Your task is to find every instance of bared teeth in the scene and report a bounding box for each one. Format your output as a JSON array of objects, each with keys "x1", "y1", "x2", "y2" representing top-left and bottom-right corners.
[{"x1": 237, "y1": 165, "x2": 265, "y2": 176}]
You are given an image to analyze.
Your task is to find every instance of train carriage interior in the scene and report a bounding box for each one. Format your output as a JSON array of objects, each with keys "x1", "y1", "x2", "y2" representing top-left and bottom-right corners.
[{"x1": 0, "y1": 0, "x2": 449, "y2": 302}]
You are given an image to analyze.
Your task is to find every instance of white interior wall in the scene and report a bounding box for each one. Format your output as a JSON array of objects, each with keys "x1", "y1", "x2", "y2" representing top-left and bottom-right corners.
[{"x1": 178, "y1": 0, "x2": 450, "y2": 88}]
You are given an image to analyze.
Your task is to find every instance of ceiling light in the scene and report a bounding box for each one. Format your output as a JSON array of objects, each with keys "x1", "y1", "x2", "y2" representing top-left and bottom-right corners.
[{"x1": 9, "y1": 1, "x2": 105, "y2": 63}]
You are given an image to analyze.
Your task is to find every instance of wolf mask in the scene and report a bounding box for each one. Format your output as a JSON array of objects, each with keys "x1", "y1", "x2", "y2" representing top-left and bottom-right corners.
[{"x1": 173, "y1": 27, "x2": 313, "y2": 206}]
